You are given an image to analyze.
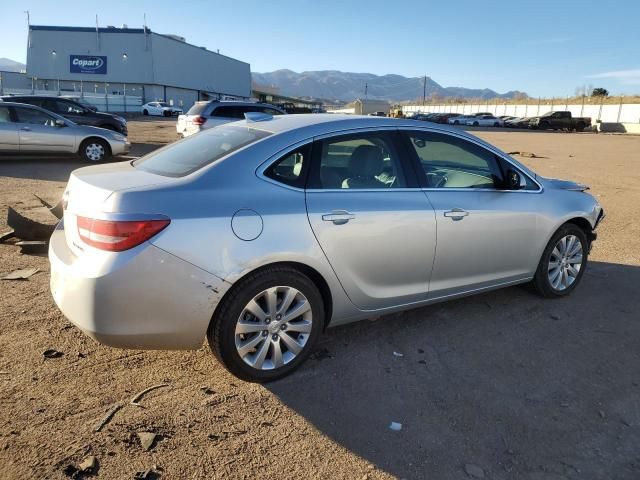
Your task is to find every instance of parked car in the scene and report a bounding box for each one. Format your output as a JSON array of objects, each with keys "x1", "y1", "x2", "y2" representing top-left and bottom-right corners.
[
  {"x1": 368, "y1": 111, "x2": 387, "y2": 117},
  {"x1": 49, "y1": 114, "x2": 604, "y2": 382},
  {"x1": 505, "y1": 117, "x2": 533, "y2": 128},
  {"x1": 0, "y1": 95, "x2": 127, "y2": 134},
  {"x1": 448, "y1": 115, "x2": 474, "y2": 125},
  {"x1": 176, "y1": 101, "x2": 286, "y2": 137},
  {"x1": 435, "y1": 113, "x2": 463, "y2": 124},
  {"x1": 409, "y1": 113, "x2": 431, "y2": 121},
  {"x1": 530, "y1": 111, "x2": 591, "y2": 132},
  {"x1": 0, "y1": 101, "x2": 129, "y2": 161},
  {"x1": 465, "y1": 115, "x2": 504, "y2": 127},
  {"x1": 142, "y1": 101, "x2": 183, "y2": 117}
]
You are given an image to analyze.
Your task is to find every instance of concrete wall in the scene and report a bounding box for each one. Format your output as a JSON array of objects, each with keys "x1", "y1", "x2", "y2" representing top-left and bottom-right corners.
[
  {"x1": 26, "y1": 26, "x2": 250, "y2": 98},
  {"x1": 403, "y1": 102, "x2": 640, "y2": 124}
]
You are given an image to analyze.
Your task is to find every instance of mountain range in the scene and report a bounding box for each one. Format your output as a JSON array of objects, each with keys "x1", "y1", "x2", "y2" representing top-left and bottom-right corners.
[
  {"x1": 0, "y1": 58, "x2": 26, "y2": 73},
  {"x1": 252, "y1": 69, "x2": 526, "y2": 103}
]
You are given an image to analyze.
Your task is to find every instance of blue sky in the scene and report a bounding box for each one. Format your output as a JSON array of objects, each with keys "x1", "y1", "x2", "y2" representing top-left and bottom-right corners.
[{"x1": 2, "y1": 0, "x2": 639, "y2": 97}]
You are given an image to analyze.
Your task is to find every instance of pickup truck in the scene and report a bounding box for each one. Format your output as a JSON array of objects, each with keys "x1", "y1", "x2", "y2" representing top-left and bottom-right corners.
[{"x1": 530, "y1": 111, "x2": 591, "y2": 132}]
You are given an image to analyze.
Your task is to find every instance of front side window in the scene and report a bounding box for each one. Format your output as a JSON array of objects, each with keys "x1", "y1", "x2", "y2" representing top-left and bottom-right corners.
[
  {"x1": 0, "y1": 106, "x2": 11, "y2": 123},
  {"x1": 312, "y1": 132, "x2": 407, "y2": 189},
  {"x1": 58, "y1": 101, "x2": 84, "y2": 114},
  {"x1": 133, "y1": 125, "x2": 271, "y2": 177},
  {"x1": 264, "y1": 143, "x2": 311, "y2": 188},
  {"x1": 14, "y1": 107, "x2": 56, "y2": 126},
  {"x1": 405, "y1": 131, "x2": 503, "y2": 189}
]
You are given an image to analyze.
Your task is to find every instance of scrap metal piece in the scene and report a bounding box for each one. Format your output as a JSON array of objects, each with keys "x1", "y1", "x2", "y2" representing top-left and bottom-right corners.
[
  {"x1": 33, "y1": 194, "x2": 64, "y2": 220},
  {"x1": 7, "y1": 207, "x2": 55, "y2": 240},
  {"x1": 1, "y1": 268, "x2": 40, "y2": 280},
  {"x1": 0, "y1": 230, "x2": 15, "y2": 243},
  {"x1": 15, "y1": 241, "x2": 49, "y2": 254}
]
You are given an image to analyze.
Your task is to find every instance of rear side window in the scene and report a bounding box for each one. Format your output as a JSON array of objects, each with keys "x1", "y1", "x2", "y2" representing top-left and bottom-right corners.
[
  {"x1": 186, "y1": 102, "x2": 209, "y2": 115},
  {"x1": 264, "y1": 143, "x2": 311, "y2": 188},
  {"x1": 212, "y1": 106, "x2": 245, "y2": 118},
  {"x1": 133, "y1": 126, "x2": 271, "y2": 177}
]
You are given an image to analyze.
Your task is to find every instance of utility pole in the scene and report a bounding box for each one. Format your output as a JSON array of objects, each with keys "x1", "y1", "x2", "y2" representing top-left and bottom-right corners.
[
  {"x1": 422, "y1": 74, "x2": 426, "y2": 106},
  {"x1": 364, "y1": 83, "x2": 368, "y2": 99}
]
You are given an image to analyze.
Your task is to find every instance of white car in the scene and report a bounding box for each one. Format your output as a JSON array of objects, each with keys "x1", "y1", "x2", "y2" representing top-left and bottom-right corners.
[
  {"x1": 142, "y1": 102, "x2": 183, "y2": 117},
  {"x1": 465, "y1": 115, "x2": 504, "y2": 127},
  {"x1": 176, "y1": 101, "x2": 286, "y2": 138}
]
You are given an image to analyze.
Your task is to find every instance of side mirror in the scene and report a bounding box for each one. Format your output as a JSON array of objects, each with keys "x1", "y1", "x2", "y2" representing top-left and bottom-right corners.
[
  {"x1": 506, "y1": 169, "x2": 526, "y2": 190},
  {"x1": 55, "y1": 119, "x2": 66, "y2": 127}
]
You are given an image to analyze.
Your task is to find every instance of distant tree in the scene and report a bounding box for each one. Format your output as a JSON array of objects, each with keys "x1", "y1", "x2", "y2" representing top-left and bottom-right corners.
[{"x1": 592, "y1": 87, "x2": 609, "y2": 97}]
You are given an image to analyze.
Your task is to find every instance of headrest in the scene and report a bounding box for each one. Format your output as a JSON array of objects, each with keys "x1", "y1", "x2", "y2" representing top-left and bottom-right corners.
[{"x1": 350, "y1": 145, "x2": 384, "y2": 177}]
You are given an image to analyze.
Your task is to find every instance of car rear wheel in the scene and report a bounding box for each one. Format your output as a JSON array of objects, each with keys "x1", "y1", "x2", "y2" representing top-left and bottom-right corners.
[
  {"x1": 473, "y1": 121, "x2": 479, "y2": 126},
  {"x1": 79, "y1": 138, "x2": 110, "y2": 162},
  {"x1": 532, "y1": 224, "x2": 588, "y2": 298},
  {"x1": 143, "y1": 109, "x2": 149, "y2": 116},
  {"x1": 208, "y1": 266, "x2": 324, "y2": 382}
]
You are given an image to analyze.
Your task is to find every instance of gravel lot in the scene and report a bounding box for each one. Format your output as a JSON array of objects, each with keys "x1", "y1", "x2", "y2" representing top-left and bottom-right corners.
[{"x1": 1, "y1": 118, "x2": 639, "y2": 479}]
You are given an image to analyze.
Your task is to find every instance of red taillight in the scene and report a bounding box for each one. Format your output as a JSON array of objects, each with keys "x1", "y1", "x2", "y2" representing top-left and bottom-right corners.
[
  {"x1": 76, "y1": 217, "x2": 170, "y2": 252},
  {"x1": 192, "y1": 115, "x2": 207, "y2": 126}
]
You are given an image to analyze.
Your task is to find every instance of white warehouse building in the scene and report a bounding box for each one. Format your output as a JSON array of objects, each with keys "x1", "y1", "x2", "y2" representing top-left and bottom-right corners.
[{"x1": 15, "y1": 25, "x2": 251, "y2": 111}]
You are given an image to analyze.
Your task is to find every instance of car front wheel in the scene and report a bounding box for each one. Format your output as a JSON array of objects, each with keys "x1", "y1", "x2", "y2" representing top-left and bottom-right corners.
[
  {"x1": 208, "y1": 266, "x2": 324, "y2": 382},
  {"x1": 533, "y1": 223, "x2": 589, "y2": 298},
  {"x1": 79, "y1": 138, "x2": 110, "y2": 162}
]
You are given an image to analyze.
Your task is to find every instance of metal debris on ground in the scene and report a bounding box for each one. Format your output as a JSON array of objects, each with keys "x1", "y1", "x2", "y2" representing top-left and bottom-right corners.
[
  {"x1": 43, "y1": 349, "x2": 63, "y2": 359},
  {"x1": 137, "y1": 431, "x2": 157, "y2": 451},
  {"x1": 464, "y1": 463, "x2": 485, "y2": 478},
  {"x1": 94, "y1": 404, "x2": 122, "y2": 432},
  {"x1": 33, "y1": 193, "x2": 64, "y2": 220},
  {"x1": 130, "y1": 383, "x2": 170, "y2": 407},
  {"x1": 389, "y1": 422, "x2": 402, "y2": 431},
  {"x1": 0, "y1": 230, "x2": 15, "y2": 242},
  {"x1": 15, "y1": 240, "x2": 49, "y2": 254},
  {"x1": 506, "y1": 151, "x2": 547, "y2": 159},
  {"x1": 7, "y1": 206, "x2": 56, "y2": 240},
  {"x1": 1, "y1": 268, "x2": 40, "y2": 280}
]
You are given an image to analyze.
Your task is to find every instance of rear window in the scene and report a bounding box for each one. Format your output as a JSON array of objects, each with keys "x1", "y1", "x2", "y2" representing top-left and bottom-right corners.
[
  {"x1": 186, "y1": 102, "x2": 210, "y2": 115},
  {"x1": 133, "y1": 126, "x2": 271, "y2": 177}
]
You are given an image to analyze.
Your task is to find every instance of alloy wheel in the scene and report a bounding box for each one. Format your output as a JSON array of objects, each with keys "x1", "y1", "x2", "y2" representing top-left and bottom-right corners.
[
  {"x1": 235, "y1": 286, "x2": 313, "y2": 370},
  {"x1": 547, "y1": 234, "x2": 583, "y2": 291}
]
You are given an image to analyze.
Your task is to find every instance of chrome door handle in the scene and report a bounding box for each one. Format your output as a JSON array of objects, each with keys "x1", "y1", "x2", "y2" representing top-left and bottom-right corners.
[
  {"x1": 322, "y1": 211, "x2": 355, "y2": 225},
  {"x1": 444, "y1": 208, "x2": 469, "y2": 220}
]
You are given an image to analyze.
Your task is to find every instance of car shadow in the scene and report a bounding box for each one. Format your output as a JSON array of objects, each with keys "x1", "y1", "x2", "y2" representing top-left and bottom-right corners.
[
  {"x1": 266, "y1": 261, "x2": 640, "y2": 479},
  {"x1": 0, "y1": 143, "x2": 164, "y2": 182}
]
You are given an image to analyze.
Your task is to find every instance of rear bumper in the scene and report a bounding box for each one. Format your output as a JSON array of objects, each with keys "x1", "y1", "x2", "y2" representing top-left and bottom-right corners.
[{"x1": 49, "y1": 224, "x2": 229, "y2": 350}]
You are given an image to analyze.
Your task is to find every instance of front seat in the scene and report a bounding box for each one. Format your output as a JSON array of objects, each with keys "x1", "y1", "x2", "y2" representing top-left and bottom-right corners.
[{"x1": 342, "y1": 145, "x2": 387, "y2": 189}]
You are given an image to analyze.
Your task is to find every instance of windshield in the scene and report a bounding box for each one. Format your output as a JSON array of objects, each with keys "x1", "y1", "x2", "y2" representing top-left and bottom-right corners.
[{"x1": 133, "y1": 126, "x2": 271, "y2": 177}]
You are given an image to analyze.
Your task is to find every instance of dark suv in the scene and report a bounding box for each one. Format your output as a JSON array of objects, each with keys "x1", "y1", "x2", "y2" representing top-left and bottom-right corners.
[{"x1": 0, "y1": 95, "x2": 127, "y2": 134}]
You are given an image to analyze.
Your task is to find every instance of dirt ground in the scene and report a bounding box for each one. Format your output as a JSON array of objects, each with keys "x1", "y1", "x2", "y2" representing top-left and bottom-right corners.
[{"x1": 1, "y1": 119, "x2": 639, "y2": 479}]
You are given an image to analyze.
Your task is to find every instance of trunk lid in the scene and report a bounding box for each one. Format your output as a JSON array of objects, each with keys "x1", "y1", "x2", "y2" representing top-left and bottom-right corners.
[{"x1": 63, "y1": 161, "x2": 175, "y2": 256}]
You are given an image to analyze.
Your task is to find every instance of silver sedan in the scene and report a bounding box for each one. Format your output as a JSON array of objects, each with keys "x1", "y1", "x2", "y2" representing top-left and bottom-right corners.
[
  {"x1": 0, "y1": 101, "x2": 130, "y2": 161},
  {"x1": 49, "y1": 114, "x2": 604, "y2": 382}
]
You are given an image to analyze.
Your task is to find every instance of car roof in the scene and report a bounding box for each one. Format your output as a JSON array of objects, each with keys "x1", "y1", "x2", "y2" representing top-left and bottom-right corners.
[{"x1": 232, "y1": 113, "x2": 488, "y2": 141}]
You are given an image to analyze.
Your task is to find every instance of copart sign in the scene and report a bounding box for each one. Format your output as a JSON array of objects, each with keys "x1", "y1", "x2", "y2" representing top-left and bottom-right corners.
[{"x1": 69, "y1": 55, "x2": 107, "y2": 74}]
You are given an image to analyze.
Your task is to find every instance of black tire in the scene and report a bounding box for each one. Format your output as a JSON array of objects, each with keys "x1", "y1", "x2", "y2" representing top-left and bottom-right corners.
[
  {"x1": 493, "y1": 122, "x2": 500, "y2": 127},
  {"x1": 576, "y1": 122, "x2": 585, "y2": 132},
  {"x1": 532, "y1": 223, "x2": 589, "y2": 298},
  {"x1": 143, "y1": 109, "x2": 149, "y2": 116},
  {"x1": 453, "y1": 120, "x2": 459, "y2": 125},
  {"x1": 163, "y1": 110, "x2": 169, "y2": 117},
  {"x1": 79, "y1": 138, "x2": 110, "y2": 162},
  {"x1": 208, "y1": 266, "x2": 325, "y2": 383},
  {"x1": 539, "y1": 121, "x2": 550, "y2": 130},
  {"x1": 473, "y1": 121, "x2": 479, "y2": 126}
]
